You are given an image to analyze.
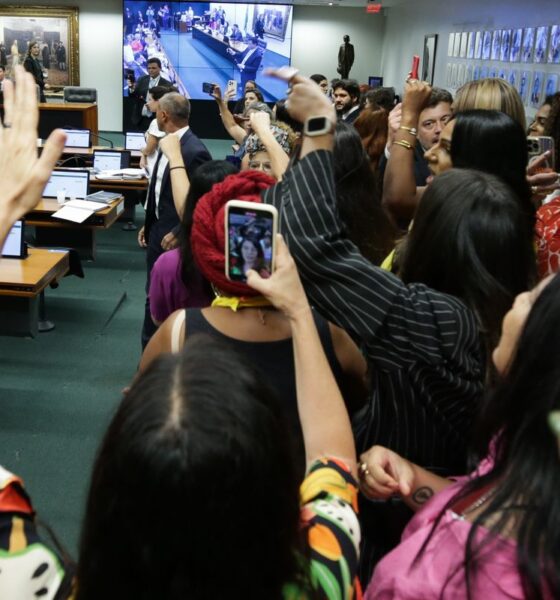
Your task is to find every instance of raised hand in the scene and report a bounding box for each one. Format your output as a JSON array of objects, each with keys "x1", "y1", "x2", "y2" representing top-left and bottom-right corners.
[
  {"x1": 158, "y1": 133, "x2": 182, "y2": 164},
  {"x1": 401, "y1": 79, "x2": 432, "y2": 119},
  {"x1": 266, "y1": 67, "x2": 336, "y2": 125},
  {"x1": 249, "y1": 110, "x2": 270, "y2": 135},
  {"x1": 0, "y1": 66, "x2": 66, "y2": 247},
  {"x1": 246, "y1": 234, "x2": 310, "y2": 320}
]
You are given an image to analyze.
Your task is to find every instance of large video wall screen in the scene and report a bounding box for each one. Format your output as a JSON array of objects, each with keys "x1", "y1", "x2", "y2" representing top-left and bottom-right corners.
[{"x1": 123, "y1": 1, "x2": 293, "y2": 102}]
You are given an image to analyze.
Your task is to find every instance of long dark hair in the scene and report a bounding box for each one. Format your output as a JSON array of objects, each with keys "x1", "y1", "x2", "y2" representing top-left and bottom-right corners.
[
  {"x1": 417, "y1": 273, "x2": 560, "y2": 599},
  {"x1": 544, "y1": 93, "x2": 560, "y2": 172},
  {"x1": 400, "y1": 169, "x2": 536, "y2": 366},
  {"x1": 451, "y1": 110, "x2": 535, "y2": 237},
  {"x1": 333, "y1": 121, "x2": 397, "y2": 266},
  {"x1": 77, "y1": 336, "x2": 304, "y2": 599},
  {"x1": 180, "y1": 160, "x2": 238, "y2": 287}
]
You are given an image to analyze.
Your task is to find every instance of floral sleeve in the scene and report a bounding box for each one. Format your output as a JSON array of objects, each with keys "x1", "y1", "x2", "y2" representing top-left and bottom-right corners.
[
  {"x1": 296, "y1": 458, "x2": 362, "y2": 600},
  {"x1": 0, "y1": 465, "x2": 75, "y2": 599}
]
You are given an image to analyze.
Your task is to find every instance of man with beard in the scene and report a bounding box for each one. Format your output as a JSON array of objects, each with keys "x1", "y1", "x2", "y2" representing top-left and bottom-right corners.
[{"x1": 333, "y1": 79, "x2": 361, "y2": 124}]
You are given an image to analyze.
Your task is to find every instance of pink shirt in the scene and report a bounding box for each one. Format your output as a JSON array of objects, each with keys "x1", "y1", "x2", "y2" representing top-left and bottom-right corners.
[{"x1": 365, "y1": 457, "x2": 542, "y2": 599}]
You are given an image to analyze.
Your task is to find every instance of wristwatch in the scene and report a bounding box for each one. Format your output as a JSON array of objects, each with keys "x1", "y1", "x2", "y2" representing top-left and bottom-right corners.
[{"x1": 303, "y1": 115, "x2": 335, "y2": 137}]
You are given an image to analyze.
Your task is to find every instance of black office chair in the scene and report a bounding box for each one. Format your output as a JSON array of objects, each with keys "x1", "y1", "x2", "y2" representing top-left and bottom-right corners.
[{"x1": 63, "y1": 87, "x2": 97, "y2": 103}]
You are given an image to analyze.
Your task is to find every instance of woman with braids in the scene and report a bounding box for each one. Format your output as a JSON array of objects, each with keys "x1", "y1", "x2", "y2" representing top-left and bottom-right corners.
[{"x1": 140, "y1": 169, "x2": 368, "y2": 470}]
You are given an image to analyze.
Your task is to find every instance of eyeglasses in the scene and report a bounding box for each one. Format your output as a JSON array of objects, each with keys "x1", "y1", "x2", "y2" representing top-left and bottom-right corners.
[{"x1": 420, "y1": 115, "x2": 452, "y2": 130}]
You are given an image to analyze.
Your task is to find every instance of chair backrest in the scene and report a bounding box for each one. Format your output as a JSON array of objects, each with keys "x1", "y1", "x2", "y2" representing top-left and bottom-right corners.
[{"x1": 63, "y1": 87, "x2": 97, "y2": 103}]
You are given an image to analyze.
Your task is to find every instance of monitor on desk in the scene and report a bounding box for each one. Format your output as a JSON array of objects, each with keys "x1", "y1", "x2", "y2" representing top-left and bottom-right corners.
[
  {"x1": 124, "y1": 132, "x2": 145, "y2": 151},
  {"x1": 93, "y1": 150, "x2": 131, "y2": 171},
  {"x1": 1, "y1": 220, "x2": 26, "y2": 258},
  {"x1": 62, "y1": 128, "x2": 91, "y2": 148},
  {"x1": 43, "y1": 169, "x2": 90, "y2": 199}
]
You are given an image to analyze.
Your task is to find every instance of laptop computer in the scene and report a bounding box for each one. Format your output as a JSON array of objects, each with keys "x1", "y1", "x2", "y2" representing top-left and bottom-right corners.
[
  {"x1": 93, "y1": 149, "x2": 131, "y2": 171},
  {"x1": 61, "y1": 128, "x2": 92, "y2": 148},
  {"x1": 43, "y1": 169, "x2": 90, "y2": 199},
  {"x1": 1, "y1": 220, "x2": 27, "y2": 258},
  {"x1": 124, "y1": 131, "x2": 145, "y2": 151}
]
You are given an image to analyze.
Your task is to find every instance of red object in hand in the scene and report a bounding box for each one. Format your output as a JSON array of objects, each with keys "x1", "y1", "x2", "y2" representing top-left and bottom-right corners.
[{"x1": 411, "y1": 55, "x2": 420, "y2": 80}]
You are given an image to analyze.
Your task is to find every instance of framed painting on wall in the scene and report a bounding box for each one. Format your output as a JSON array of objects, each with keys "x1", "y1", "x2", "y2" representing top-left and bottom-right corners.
[
  {"x1": 0, "y1": 6, "x2": 79, "y2": 87},
  {"x1": 422, "y1": 33, "x2": 438, "y2": 85}
]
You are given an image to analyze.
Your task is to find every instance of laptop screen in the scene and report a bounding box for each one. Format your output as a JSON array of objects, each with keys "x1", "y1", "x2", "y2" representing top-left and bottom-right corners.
[
  {"x1": 125, "y1": 131, "x2": 145, "y2": 151},
  {"x1": 62, "y1": 128, "x2": 91, "y2": 148},
  {"x1": 43, "y1": 170, "x2": 90, "y2": 199},
  {"x1": 93, "y1": 150, "x2": 130, "y2": 171},
  {"x1": 1, "y1": 220, "x2": 25, "y2": 258}
]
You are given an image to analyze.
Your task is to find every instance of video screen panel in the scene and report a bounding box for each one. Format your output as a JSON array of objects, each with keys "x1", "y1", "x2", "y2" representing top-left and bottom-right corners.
[{"x1": 123, "y1": 1, "x2": 293, "y2": 102}]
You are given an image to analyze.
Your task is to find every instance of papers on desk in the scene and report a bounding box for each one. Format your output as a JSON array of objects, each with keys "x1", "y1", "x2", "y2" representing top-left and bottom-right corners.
[
  {"x1": 94, "y1": 168, "x2": 146, "y2": 180},
  {"x1": 52, "y1": 199, "x2": 107, "y2": 223}
]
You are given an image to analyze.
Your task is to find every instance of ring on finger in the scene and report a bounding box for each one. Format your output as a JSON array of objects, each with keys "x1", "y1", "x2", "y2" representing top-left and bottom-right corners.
[
  {"x1": 359, "y1": 462, "x2": 370, "y2": 478},
  {"x1": 531, "y1": 185, "x2": 539, "y2": 195}
]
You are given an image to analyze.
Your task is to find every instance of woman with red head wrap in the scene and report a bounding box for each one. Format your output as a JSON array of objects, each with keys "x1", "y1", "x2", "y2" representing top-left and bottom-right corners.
[{"x1": 139, "y1": 169, "x2": 368, "y2": 469}]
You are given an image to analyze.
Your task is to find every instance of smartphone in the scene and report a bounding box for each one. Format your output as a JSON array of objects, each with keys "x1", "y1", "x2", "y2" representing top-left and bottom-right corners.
[
  {"x1": 527, "y1": 136, "x2": 555, "y2": 170},
  {"x1": 227, "y1": 79, "x2": 238, "y2": 97},
  {"x1": 410, "y1": 55, "x2": 420, "y2": 80},
  {"x1": 202, "y1": 82, "x2": 215, "y2": 94},
  {"x1": 225, "y1": 200, "x2": 278, "y2": 282}
]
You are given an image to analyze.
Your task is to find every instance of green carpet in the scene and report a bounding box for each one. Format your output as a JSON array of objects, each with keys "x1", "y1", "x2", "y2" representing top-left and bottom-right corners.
[{"x1": 0, "y1": 221, "x2": 147, "y2": 556}]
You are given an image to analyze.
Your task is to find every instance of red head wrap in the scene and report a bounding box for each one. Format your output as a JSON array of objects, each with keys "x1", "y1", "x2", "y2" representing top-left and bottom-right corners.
[{"x1": 191, "y1": 170, "x2": 276, "y2": 296}]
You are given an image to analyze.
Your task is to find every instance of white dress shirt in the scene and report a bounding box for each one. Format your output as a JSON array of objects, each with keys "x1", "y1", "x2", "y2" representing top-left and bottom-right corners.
[{"x1": 153, "y1": 125, "x2": 189, "y2": 218}]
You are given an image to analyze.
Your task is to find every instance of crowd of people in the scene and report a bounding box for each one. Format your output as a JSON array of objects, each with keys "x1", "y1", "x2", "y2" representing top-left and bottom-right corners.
[{"x1": 2, "y1": 49, "x2": 560, "y2": 598}]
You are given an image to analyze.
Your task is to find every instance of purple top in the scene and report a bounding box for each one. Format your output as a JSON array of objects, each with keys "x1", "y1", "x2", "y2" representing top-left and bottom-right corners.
[
  {"x1": 366, "y1": 455, "x2": 547, "y2": 599},
  {"x1": 149, "y1": 248, "x2": 212, "y2": 323}
]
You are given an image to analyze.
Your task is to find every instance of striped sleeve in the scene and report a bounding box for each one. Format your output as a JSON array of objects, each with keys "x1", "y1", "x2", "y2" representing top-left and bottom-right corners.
[{"x1": 264, "y1": 150, "x2": 481, "y2": 375}]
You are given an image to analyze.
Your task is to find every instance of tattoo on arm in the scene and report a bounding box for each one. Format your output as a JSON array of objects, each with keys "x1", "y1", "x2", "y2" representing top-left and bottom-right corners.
[{"x1": 412, "y1": 486, "x2": 434, "y2": 505}]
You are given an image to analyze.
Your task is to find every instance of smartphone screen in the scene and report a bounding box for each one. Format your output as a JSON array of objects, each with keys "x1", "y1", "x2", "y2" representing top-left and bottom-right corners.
[
  {"x1": 202, "y1": 82, "x2": 215, "y2": 94},
  {"x1": 226, "y1": 204, "x2": 275, "y2": 282}
]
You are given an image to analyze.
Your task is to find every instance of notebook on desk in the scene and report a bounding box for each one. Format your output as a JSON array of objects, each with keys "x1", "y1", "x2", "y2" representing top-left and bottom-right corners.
[{"x1": 43, "y1": 169, "x2": 90, "y2": 199}]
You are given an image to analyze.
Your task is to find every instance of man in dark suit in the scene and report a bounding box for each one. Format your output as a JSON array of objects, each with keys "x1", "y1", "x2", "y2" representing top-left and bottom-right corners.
[
  {"x1": 227, "y1": 37, "x2": 264, "y2": 92},
  {"x1": 138, "y1": 92, "x2": 212, "y2": 347},
  {"x1": 333, "y1": 79, "x2": 361, "y2": 124},
  {"x1": 127, "y1": 57, "x2": 171, "y2": 131}
]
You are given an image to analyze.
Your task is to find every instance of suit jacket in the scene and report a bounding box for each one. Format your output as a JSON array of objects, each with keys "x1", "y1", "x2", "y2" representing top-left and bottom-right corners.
[
  {"x1": 233, "y1": 47, "x2": 263, "y2": 76},
  {"x1": 130, "y1": 74, "x2": 172, "y2": 126},
  {"x1": 144, "y1": 128, "x2": 212, "y2": 246},
  {"x1": 338, "y1": 43, "x2": 355, "y2": 72}
]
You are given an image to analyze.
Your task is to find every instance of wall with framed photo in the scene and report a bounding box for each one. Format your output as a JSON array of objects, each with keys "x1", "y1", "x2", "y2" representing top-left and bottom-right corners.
[
  {"x1": 445, "y1": 23, "x2": 560, "y2": 109},
  {"x1": 0, "y1": 6, "x2": 79, "y2": 87}
]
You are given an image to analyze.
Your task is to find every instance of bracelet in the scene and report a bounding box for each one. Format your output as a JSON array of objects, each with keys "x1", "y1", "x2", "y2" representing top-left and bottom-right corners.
[
  {"x1": 399, "y1": 125, "x2": 417, "y2": 137},
  {"x1": 393, "y1": 139, "x2": 414, "y2": 150},
  {"x1": 169, "y1": 166, "x2": 186, "y2": 172}
]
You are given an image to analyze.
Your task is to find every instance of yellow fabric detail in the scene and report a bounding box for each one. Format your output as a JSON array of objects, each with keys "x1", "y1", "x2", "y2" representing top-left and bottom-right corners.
[
  {"x1": 380, "y1": 249, "x2": 396, "y2": 272},
  {"x1": 300, "y1": 464, "x2": 357, "y2": 510},
  {"x1": 211, "y1": 295, "x2": 271, "y2": 311},
  {"x1": 9, "y1": 516, "x2": 26, "y2": 552}
]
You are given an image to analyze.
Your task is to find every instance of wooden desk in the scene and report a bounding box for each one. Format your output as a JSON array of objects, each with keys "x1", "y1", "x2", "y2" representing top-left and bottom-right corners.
[
  {"x1": 90, "y1": 176, "x2": 148, "y2": 192},
  {"x1": 0, "y1": 249, "x2": 69, "y2": 337},
  {"x1": 38, "y1": 102, "x2": 98, "y2": 139},
  {"x1": 27, "y1": 196, "x2": 125, "y2": 259}
]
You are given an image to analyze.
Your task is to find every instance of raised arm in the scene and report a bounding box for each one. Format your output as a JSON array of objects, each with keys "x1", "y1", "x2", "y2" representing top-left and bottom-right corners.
[
  {"x1": 0, "y1": 67, "x2": 65, "y2": 249},
  {"x1": 211, "y1": 85, "x2": 247, "y2": 145},
  {"x1": 263, "y1": 70, "x2": 480, "y2": 372},
  {"x1": 249, "y1": 111, "x2": 289, "y2": 180},
  {"x1": 381, "y1": 81, "x2": 430, "y2": 221},
  {"x1": 158, "y1": 134, "x2": 190, "y2": 218},
  {"x1": 247, "y1": 235, "x2": 356, "y2": 477}
]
